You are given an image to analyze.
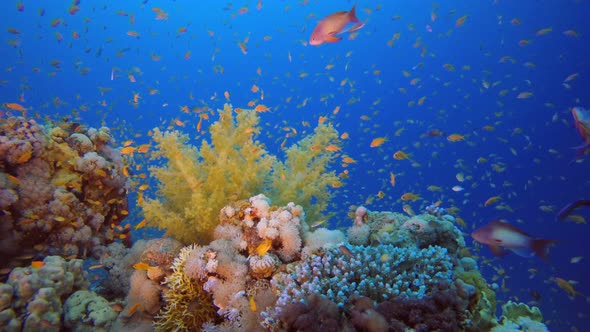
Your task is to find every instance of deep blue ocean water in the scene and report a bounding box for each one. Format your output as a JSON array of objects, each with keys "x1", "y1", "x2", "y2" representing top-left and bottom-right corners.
[{"x1": 2, "y1": 1, "x2": 589, "y2": 330}]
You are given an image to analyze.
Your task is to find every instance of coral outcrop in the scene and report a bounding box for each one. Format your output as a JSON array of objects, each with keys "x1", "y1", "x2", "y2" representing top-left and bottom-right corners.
[
  {"x1": 63, "y1": 290, "x2": 118, "y2": 332},
  {"x1": 0, "y1": 256, "x2": 89, "y2": 331},
  {"x1": 141, "y1": 103, "x2": 341, "y2": 245},
  {"x1": 135, "y1": 197, "x2": 551, "y2": 331},
  {"x1": 0, "y1": 116, "x2": 131, "y2": 270}
]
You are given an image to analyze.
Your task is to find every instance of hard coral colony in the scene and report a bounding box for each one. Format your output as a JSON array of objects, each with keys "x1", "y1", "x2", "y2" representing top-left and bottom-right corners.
[
  {"x1": 0, "y1": 117, "x2": 131, "y2": 269},
  {"x1": 0, "y1": 108, "x2": 550, "y2": 332}
]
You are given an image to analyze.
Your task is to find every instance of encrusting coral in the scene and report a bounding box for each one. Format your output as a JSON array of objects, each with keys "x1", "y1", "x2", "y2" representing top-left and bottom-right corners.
[
  {"x1": 0, "y1": 116, "x2": 131, "y2": 271},
  {"x1": 141, "y1": 103, "x2": 341, "y2": 245},
  {"x1": 0, "y1": 256, "x2": 89, "y2": 331}
]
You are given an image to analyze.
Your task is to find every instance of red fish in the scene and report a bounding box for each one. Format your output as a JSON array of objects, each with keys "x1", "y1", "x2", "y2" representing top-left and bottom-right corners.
[
  {"x1": 471, "y1": 221, "x2": 556, "y2": 260},
  {"x1": 571, "y1": 106, "x2": 590, "y2": 157},
  {"x1": 309, "y1": 4, "x2": 364, "y2": 46}
]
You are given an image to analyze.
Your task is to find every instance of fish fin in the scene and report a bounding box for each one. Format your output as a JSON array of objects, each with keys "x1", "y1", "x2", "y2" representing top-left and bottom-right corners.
[
  {"x1": 348, "y1": 22, "x2": 365, "y2": 33},
  {"x1": 325, "y1": 34, "x2": 342, "y2": 43},
  {"x1": 348, "y1": 4, "x2": 359, "y2": 22},
  {"x1": 575, "y1": 141, "x2": 590, "y2": 159},
  {"x1": 488, "y1": 245, "x2": 508, "y2": 257},
  {"x1": 509, "y1": 247, "x2": 534, "y2": 258},
  {"x1": 530, "y1": 239, "x2": 557, "y2": 261}
]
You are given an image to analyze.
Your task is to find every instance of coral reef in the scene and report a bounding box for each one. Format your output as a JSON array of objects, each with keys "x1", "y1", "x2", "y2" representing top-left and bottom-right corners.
[
  {"x1": 135, "y1": 196, "x2": 551, "y2": 331},
  {"x1": 279, "y1": 293, "x2": 347, "y2": 332},
  {"x1": 94, "y1": 237, "x2": 182, "y2": 300},
  {"x1": 63, "y1": 290, "x2": 118, "y2": 332},
  {"x1": 141, "y1": 103, "x2": 341, "y2": 245},
  {"x1": 271, "y1": 244, "x2": 454, "y2": 308},
  {"x1": 0, "y1": 116, "x2": 130, "y2": 270},
  {"x1": 154, "y1": 195, "x2": 307, "y2": 330},
  {"x1": 0, "y1": 256, "x2": 89, "y2": 331},
  {"x1": 371, "y1": 289, "x2": 463, "y2": 332},
  {"x1": 491, "y1": 301, "x2": 546, "y2": 332}
]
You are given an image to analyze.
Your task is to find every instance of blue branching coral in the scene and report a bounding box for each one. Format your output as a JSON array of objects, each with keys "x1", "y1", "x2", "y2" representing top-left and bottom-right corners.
[{"x1": 271, "y1": 244, "x2": 453, "y2": 309}]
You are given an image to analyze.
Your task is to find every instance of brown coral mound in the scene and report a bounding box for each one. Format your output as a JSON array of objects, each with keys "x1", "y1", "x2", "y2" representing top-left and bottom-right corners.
[
  {"x1": 0, "y1": 116, "x2": 130, "y2": 270},
  {"x1": 279, "y1": 293, "x2": 346, "y2": 332},
  {"x1": 374, "y1": 289, "x2": 463, "y2": 332}
]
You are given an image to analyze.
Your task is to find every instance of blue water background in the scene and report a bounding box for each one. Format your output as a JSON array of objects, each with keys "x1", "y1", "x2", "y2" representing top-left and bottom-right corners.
[{"x1": 1, "y1": 0, "x2": 589, "y2": 330}]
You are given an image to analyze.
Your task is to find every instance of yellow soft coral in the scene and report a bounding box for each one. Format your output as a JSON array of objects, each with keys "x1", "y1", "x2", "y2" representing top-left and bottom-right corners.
[
  {"x1": 142, "y1": 103, "x2": 341, "y2": 245},
  {"x1": 142, "y1": 104, "x2": 274, "y2": 244},
  {"x1": 268, "y1": 122, "x2": 341, "y2": 223}
]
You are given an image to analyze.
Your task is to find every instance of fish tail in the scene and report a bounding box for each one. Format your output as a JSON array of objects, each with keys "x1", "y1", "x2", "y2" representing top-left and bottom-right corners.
[
  {"x1": 557, "y1": 199, "x2": 590, "y2": 220},
  {"x1": 530, "y1": 239, "x2": 557, "y2": 261}
]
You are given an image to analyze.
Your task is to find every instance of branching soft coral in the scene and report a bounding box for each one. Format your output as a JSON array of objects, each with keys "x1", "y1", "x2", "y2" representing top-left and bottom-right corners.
[
  {"x1": 142, "y1": 104, "x2": 342, "y2": 245},
  {"x1": 142, "y1": 104, "x2": 275, "y2": 244},
  {"x1": 268, "y1": 122, "x2": 341, "y2": 224}
]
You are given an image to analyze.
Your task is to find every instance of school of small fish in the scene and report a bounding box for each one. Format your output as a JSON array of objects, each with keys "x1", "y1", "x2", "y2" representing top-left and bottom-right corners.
[{"x1": 1, "y1": 1, "x2": 588, "y2": 329}]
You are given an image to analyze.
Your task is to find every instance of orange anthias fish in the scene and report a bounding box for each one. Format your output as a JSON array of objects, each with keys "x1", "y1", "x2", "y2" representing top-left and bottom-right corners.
[
  {"x1": 309, "y1": 4, "x2": 365, "y2": 46},
  {"x1": 571, "y1": 106, "x2": 590, "y2": 157},
  {"x1": 471, "y1": 221, "x2": 556, "y2": 260}
]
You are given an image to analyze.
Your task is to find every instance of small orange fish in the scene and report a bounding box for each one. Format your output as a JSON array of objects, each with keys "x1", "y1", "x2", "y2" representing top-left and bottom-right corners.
[
  {"x1": 137, "y1": 144, "x2": 150, "y2": 153},
  {"x1": 88, "y1": 264, "x2": 104, "y2": 270},
  {"x1": 255, "y1": 239, "x2": 273, "y2": 256},
  {"x1": 455, "y1": 15, "x2": 468, "y2": 28},
  {"x1": 325, "y1": 145, "x2": 341, "y2": 152},
  {"x1": 133, "y1": 262, "x2": 151, "y2": 270},
  {"x1": 447, "y1": 134, "x2": 465, "y2": 142},
  {"x1": 254, "y1": 104, "x2": 270, "y2": 112},
  {"x1": 7, "y1": 174, "x2": 20, "y2": 185},
  {"x1": 31, "y1": 261, "x2": 45, "y2": 268},
  {"x1": 121, "y1": 146, "x2": 137, "y2": 155},
  {"x1": 2, "y1": 102, "x2": 27, "y2": 112},
  {"x1": 134, "y1": 219, "x2": 147, "y2": 230},
  {"x1": 393, "y1": 150, "x2": 409, "y2": 160},
  {"x1": 342, "y1": 156, "x2": 356, "y2": 164},
  {"x1": 339, "y1": 245, "x2": 354, "y2": 258},
  {"x1": 402, "y1": 204, "x2": 415, "y2": 216},
  {"x1": 249, "y1": 296, "x2": 257, "y2": 312},
  {"x1": 126, "y1": 303, "x2": 141, "y2": 316},
  {"x1": 517, "y1": 91, "x2": 533, "y2": 99},
  {"x1": 309, "y1": 4, "x2": 365, "y2": 46},
  {"x1": 401, "y1": 192, "x2": 420, "y2": 201},
  {"x1": 370, "y1": 137, "x2": 387, "y2": 148},
  {"x1": 111, "y1": 303, "x2": 124, "y2": 312},
  {"x1": 554, "y1": 277, "x2": 582, "y2": 298},
  {"x1": 389, "y1": 172, "x2": 396, "y2": 187},
  {"x1": 16, "y1": 150, "x2": 32, "y2": 164},
  {"x1": 484, "y1": 196, "x2": 501, "y2": 207}
]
